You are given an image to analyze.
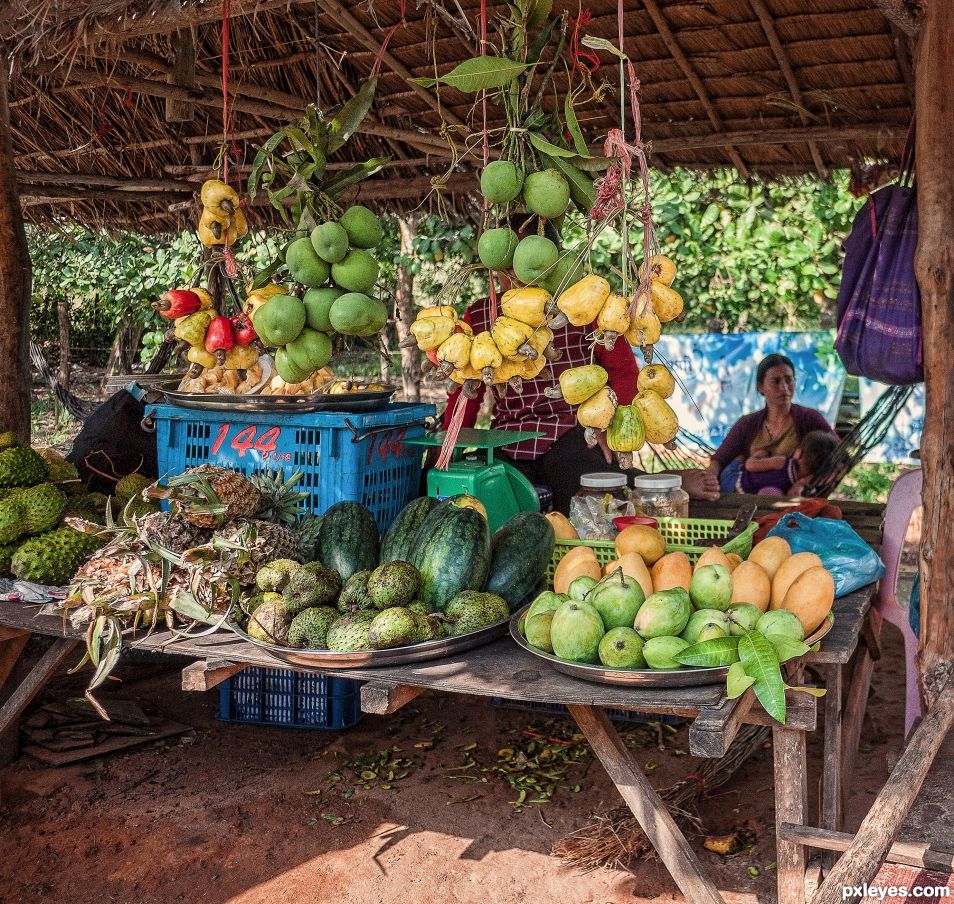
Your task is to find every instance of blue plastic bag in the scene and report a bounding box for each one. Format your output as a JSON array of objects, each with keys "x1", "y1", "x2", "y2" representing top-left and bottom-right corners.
[{"x1": 766, "y1": 512, "x2": 885, "y2": 597}]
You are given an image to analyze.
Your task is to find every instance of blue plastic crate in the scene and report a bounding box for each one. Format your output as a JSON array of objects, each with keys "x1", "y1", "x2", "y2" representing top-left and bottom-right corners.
[
  {"x1": 489, "y1": 697, "x2": 684, "y2": 726},
  {"x1": 148, "y1": 401, "x2": 434, "y2": 531},
  {"x1": 217, "y1": 667, "x2": 363, "y2": 730}
]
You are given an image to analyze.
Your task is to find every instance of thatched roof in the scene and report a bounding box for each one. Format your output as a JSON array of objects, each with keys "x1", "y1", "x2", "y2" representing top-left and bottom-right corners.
[{"x1": 4, "y1": 0, "x2": 916, "y2": 231}]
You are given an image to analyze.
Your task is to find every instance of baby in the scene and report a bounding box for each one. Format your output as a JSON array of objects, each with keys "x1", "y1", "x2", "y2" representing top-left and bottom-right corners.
[{"x1": 739, "y1": 429, "x2": 838, "y2": 496}]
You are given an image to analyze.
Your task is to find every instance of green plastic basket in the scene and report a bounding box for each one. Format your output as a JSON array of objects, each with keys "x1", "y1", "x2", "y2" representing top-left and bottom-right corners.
[{"x1": 546, "y1": 518, "x2": 758, "y2": 585}]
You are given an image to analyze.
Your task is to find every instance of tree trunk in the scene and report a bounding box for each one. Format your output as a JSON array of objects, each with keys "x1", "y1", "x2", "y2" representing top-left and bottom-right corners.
[
  {"x1": 394, "y1": 217, "x2": 422, "y2": 402},
  {"x1": 57, "y1": 300, "x2": 70, "y2": 390},
  {"x1": 914, "y1": 6, "x2": 954, "y2": 707},
  {"x1": 0, "y1": 50, "x2": 32, "y2": 441}
]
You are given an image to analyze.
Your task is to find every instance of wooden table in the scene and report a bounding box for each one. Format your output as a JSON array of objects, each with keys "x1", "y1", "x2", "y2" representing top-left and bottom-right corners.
[{"x1": 0, "y1": 586, "x2": 876, "y2": 904}]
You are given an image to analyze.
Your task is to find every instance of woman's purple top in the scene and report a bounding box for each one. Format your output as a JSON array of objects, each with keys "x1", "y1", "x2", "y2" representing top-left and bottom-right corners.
[{"x1": 710, "y1": 404, "x2": 836, "y2": 470}]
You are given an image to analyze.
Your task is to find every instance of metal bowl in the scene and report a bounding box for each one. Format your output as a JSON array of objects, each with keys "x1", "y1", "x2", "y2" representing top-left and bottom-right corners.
[
  {"x1": 228, "y1": 615, "x2": 509, "y2": 670},
  {"x1": 508, "y1": 607, "x2": 835, "y2": 688},
  {"x1": 150, "y1": 383, "x2": 396, "y2": 414}
]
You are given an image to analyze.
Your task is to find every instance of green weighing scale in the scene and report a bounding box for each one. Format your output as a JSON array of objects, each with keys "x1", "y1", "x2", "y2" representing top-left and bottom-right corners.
[{"x1": 408, "y1": 428, "x2": 544, "y2": 532}]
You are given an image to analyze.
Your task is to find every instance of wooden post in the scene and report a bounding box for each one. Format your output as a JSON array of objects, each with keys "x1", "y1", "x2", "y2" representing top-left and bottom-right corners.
[
  {"x1": 166, "y1": 25, "x2": 196, "y2": 123},
  {"x1": 913, "y1": 3, "x2": 954, "y2": 706},
  {"x1": 395, "y1": 217, "x2": 421, "y2": 403},
  {"x1": 56, "y1": 299, "x2": 70, "y2": 390},
  {"x1": 0, "y1": 49, "x2": 32, "y2": 440}
]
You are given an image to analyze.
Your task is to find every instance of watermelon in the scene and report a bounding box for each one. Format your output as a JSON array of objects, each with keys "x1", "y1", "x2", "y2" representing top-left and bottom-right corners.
[
  {"x1": 380, "y1": 496, "x2": 438, "y2": 564},
  {"x1": 412, "y1": 503, "x2": 491, "y2": 610},
  {"x1": 485, "y1": 512, "x2": 555, "y2": 610},
  {"x1": 316, "y1": 501, "x2": 379, "y2": 581}
]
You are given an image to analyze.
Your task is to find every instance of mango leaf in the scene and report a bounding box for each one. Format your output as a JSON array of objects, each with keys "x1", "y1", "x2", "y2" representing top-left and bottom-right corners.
[
  {"x1": 566, "y1": 155, "x2": 612, "y2": 173},
  {"x1": 247, "y1": 130, "x2": 287, "y2": 200},
  {"x1": 542, "y1": 153, "x2": 597, "y2": 214},
  {"x1": 764, "y1": 635, "x2": 810, "y2": 663},
  {"x1": 328, "y1": 77, "x2": 377, "y2": 155},
  {"x1": 564, "y1": 92, "x2": 589, "y2": 157},
  {"x1": 739, "y1": 631, "x2": 786, "y2": 724},
  {"x1": 410, "y1": 56, "x2": 529, "y2": 93},
  {"x1": 581, "y1": 34, "x2": 626, "y2": 61},
  {"x1": 675, "y1": 635, "x2": 740, "y2": 667},
  {"x1": 321, "y1": 157, "x2": 391, "y2": 198},
  {"x1": 784, "y1": 684, "x2": 827, "y2": 698},
  {"x1": 528, "y1": 131, "x2": 578, "y2": 159},
  {"x1": 726, "y1": 661, "x2": 755, "y2": 698}
]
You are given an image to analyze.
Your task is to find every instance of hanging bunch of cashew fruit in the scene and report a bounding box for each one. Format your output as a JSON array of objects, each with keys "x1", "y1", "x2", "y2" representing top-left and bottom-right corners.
[
  {"x1": 197, "y1": 179, "x2": 249, "y2": 247},
  {"x1": 404, "y1": 285, "x2": 565, "y2": 400}
]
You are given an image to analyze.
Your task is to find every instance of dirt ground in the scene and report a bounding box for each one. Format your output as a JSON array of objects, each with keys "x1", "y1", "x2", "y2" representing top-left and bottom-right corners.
[{"x1": 0, "y1": 617, "x2": 908, "y2": 904}]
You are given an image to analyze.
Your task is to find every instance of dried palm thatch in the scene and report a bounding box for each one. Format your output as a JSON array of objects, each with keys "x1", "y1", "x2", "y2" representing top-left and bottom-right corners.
[
  {"x1": 553, "y1": 724, "x2": 770, "y2": 871},
  {"x1": 2, "y1": 0, "x2": 916, "y2": 232}
]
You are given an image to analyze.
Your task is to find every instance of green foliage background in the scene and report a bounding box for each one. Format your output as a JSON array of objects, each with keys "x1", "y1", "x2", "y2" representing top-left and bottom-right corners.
[{"x1": 27, "y1": 169, "x2": 860, "y2": 363}]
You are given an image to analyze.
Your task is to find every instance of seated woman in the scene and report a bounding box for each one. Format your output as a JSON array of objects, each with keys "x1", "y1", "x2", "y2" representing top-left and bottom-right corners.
[
  {"x1": 740, "y1": 428, "x2": 838, "y2": 496},
  {"x1": 707, "y1": 353, "x2": 838, "y2": 494}
]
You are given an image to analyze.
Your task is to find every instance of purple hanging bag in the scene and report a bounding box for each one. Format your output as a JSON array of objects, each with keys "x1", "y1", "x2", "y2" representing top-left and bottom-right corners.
[{"x1": 834, "y1": 126, "x2": 923, "y2": 385}]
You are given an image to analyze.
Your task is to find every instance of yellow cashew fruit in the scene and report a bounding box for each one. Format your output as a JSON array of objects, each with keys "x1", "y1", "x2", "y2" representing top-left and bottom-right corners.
[
  {"x1": 200, "y1": 179, "x2": 241, "y2": 213},
  {"x1": 519, "y1": 325, "x2": 554, "y2": 362},
  {"x1": 626, "y1": 305, "x2": 662, "y2": 347},
  {"x1": 607, "y1": 404, "x2": 646, "y2": 453},
  {"x1": 637, "y1": 364, "x2": 676, "y2": 399},
  {"x1": 557, "y1": 364, "x2": 608, "y2": 405},
  {"x1": 577, "y1": 386, "x2": 618, "y2": 430},
  {"x1": 410, "y1": 315, "x2": 456, "y2": 350},
  {"x1": 417, "y1": 305, "x2": 458, "y2": 320},
  {"x1": 224, "y1": 344, "x2": 260, "y2": 370},
  {"x1": 648, "y1": 280, "x2": 684, "y2": 323},
  {"x1": 556, "y1": 275, "x2": 611, "y2": 326},
  {"x1": 187, "y1": 345, "x2": 217, "y2": 369},
  {"x1": 500, "y1": 286, "x2": 552, "y2": 327},
  {"x1": 436, "y1": 332, "x2": 474, "y2": 371},
  {"x1": 198, "y1": 208, "x2": 230, "y2": 246},
  {"x1": 242, "y1": 283, "x2": 286, "y2": 318},
  {"x1": 174, "y1": 309, "x2": 215, "y2": 346},
  {"x1": 471, "y1": 332, "x2": 503, "y2": 383},
  {"x1": 191, "y1": 287, "x2": 215, "y2": 310},
  {"x1": 491, "y1": 316, "x2": 535, "y2": 358},
  {"x1": 596, "y1": 293, "x2": 632, "y2": 335},
  {"x1": 632, "y1": 389, "x2": 679, "y2": 444},
  {"x1": 638, "y1": 254, "x2": 677, "y2": 286}
]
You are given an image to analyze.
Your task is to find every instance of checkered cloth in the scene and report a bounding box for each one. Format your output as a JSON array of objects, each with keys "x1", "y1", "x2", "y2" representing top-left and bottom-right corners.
[{"x1": 443, "y1": 296, "x2": 639, "y2": 460}]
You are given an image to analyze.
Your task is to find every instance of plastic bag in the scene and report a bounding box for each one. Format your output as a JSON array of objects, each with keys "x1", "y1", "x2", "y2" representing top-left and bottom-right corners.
[{"x1": 766, "y1": 512, "x2": 884, "y2": 597}]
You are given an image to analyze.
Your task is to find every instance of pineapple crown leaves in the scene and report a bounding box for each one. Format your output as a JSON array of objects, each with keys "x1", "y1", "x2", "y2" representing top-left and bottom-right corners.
[{"x1": 251, "y1": 469, "x2": 309, "y2": 525}]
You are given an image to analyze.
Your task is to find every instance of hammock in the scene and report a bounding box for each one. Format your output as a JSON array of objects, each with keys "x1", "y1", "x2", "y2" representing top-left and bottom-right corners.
[{"x1": 30, "y1": 338, "x2": 176, "y2": 422}]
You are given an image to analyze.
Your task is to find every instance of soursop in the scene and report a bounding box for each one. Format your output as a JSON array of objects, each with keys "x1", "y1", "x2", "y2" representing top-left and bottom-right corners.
[
  {"x1": 0, "y1": 446, "x2": 48, "y2": 488},
  {"x1": 246, "y1": 597, "x2": 291, "y2": 645},
  {"x1": 337, "y1": 570, "x2": 373, "y2": 613},
  {"x1": 283, "y1": 562, "x2": 341, "y2": 613},
  {"x1": 36, "y1": 448, "x2": 80, "y2": 485},
  {"x1": 368, "y1": 607, "x2": 426, "y2": 649},
  {"x1": 444, "y1": 592, "x2": 509, "y2": 636},
  {"x1": 19, "y1": 483, "x2": 66, "y2": 535},
  {"x1": 11, "y1": 526, "x2": 103, "y2": 585},
  {"x1": 325, "y1": 611, "x2": 375, "y2": 652},
  {"x1": 287, "y1": 606, "x2": 339, "y2": 649},
  {"x1": 255, "y1": 559, "x2": 302, "y2": 592},
  {"x1": 368, "y1": 560, "x2": 420, "y2": 610},
  {"x1": 115, "y1": 472, "x2": 154, "y2": 502}
]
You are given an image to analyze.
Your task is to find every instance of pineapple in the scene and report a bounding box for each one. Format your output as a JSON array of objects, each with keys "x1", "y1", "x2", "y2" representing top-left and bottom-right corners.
[
  {"x1": 294, "y1": 513, "x2": 322, "y2": 562},
  {"x1": 137, "y1": 511, "x2": 212, "y2": 554},
  {"x1": 204, "y1": 519, "x2": 300, "y2": 585},
  {"x1": 149, "y1": 466, "x2": 260, "y2": 528},
  {"x1": 250, "y1": 469, "x2": 308, "y2": 525}
]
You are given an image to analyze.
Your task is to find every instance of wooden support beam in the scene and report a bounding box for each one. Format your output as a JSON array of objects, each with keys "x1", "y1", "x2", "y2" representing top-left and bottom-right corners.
[
  {"x1": 181, "y1": 659, "x2": 246, "y2": 692},
  {"x1": 20, "y1": 188, "x2": 190, "y2": 206},
  {"x1": 748, "y1": 0, "x2": 826, "y2": 178},
  {"x1": 778, "y1": 823, "x2": 954, "y2": 872},
  {"x1": 0, "y1": 626, "x2": 28, "y2": 643},
  {"x1": 16, "y1": 170, "x2": 193, "y2": 192},
  {"x1": 0, "y1": 47, "x2": 31, "y2": 439},
  {"x1": 812, "y1": 675, "x2": 954, "y2": 904},
  {"x1": 166, "y1": 25, "x2": 196, "y2": 123},
  {"x1": 889, "y1": 22, "x2": 916, "y2": 107},
  {"x1": 0, "y1": 638, "x2": 78, "y2": 735},
  {"x1": 0, "y1": 633, "x2": 29, "y2": 689},
  {"x1": 568, "y1": 704, "x2": 727, "y2": 904},
  {"x1": 773, "y1": 725, "x2": 808, "y2": 904},
  {"x1": 820, "y1": 664, "x2": 843, "y2": 871},
  {"x1": 874, "y1": 0, "x2": 922, "y2": 37},
  {"x1": 314, "y1": 0, "x2": 465, "y2": 127},
  {"x1": 359, "y1": 682, "x2": 425, "y2": 715},
  {"x1": 914, "y1": 0, "x2": 954, "y2": 706},
  {"x1": 651, "y1": 122, "x2": 906, "y2": 154},
  {"x1": 640, "y1": 0, "x2": 750, "y2": 178}
]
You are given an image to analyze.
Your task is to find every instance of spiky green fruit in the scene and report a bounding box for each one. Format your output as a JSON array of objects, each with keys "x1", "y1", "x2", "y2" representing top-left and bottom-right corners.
[
  {"x1": 11, "y1": 526, "x2": 103, "y2": 586},
  {"x1": 0, "y1": 446, "x2": 48, "y2": 488},
  {"x1": 288, "y1": 606, "x2": 340, "y2": 648},
  {"x1": 325, "y1": 611, "x2": 375, "y2": 651},
  {"x1": 115, "y1": 473, "x2": 152, "y2": 501}
]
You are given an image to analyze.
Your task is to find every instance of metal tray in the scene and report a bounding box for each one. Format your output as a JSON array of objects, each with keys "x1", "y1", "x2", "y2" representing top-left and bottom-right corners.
[
  {"x1": 508, "y1": 607, "x2": 835, "y2": 688},
  {"x1": 227, "y1": 615, "x2": 509, "y2": 669},
  {"x1": 148, "y1": 381, "x2": 396, "y2": 413}
]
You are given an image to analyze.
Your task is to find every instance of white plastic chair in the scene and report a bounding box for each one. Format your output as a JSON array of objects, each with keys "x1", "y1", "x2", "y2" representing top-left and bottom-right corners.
[{"x1": 874, "y1": 467, "x2": 923, "y2": 738}]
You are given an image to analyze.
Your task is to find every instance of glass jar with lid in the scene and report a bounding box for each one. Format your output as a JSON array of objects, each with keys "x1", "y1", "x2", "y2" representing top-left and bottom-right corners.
[
  {"x1": 630, "y1": 474, "x2": 690, "y2": 519},
  {"x1": 569, "y1": 472, "x2": 634, "y2": 539}
]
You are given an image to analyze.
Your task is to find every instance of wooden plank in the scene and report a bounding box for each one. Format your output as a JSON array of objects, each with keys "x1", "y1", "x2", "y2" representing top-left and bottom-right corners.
[
  {"x1": 0, "y1": 626, "x2": 28, "y2": 642},
  {"x1": 360, "y1": 683, "x2": 426, "y2": 715},
  {"x1": 22, "y1": 719, "x2": 191, "y2": 766},
  {"x1": 568, "y1": 705, "x2": 727, "y2": 904},
  {"x1": 813, "y1": 675, "x2": 954, "y2": 904},
  {"x1": 840, "y1": 644, "x2": 875, "y2": 816},
  {"x1": 745, "y1": 693, "x2": 817, "y2": 732},
  {"x1": 181, "y1": 660, "x2": 246, "y2": 692},
  {"x1": 802, "y1": 588, "x2": 873, "y2": 666},
  {"x1": 779, "y1": 824, "x2": 954, "y2": 872},
  {"x1": 821, "y1": 664, "x2": 843, "y2": 871},
  {"x1": 899, "y1": 731, "x2": 954, "y2": 849},
  {"x1": 0, "y1": 632, "x2": 29, "y2": 688},
  {"x1": 688, "y1": 692, "x2": 753, "y2": 757},
  {"x1": 0, "y1": 639, "x2": 78, "y2": 735},
  {"x1": 773, "y1": 726, "x2": 809, "y2": 904}
]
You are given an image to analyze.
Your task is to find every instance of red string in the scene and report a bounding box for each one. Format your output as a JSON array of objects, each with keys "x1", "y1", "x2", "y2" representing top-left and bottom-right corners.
[
  {"x1": 435, "y1": 392, "x2": 468, "y2": 471},
  {"x1": 568, "y1": 10, "x2": 600, "y2": 81},
  {"x1": 221, "y1": 0, "x2": 236, "y2": 182},
  {"x1": 371, "y1": 0, "x2": 407, "y2": 76},
  {"x1": 478, "y1": 0, "x2": 498, "y2": 322}
]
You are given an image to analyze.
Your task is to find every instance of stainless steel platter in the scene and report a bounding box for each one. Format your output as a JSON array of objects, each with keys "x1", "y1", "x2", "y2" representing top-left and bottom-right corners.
[
  {"x1": 145, "y1": 380, "x2": 396, "y2": 413},
  {"x1": 508, "y1": 607, "x2": 835, "y2": 688},
  {"x1": 227, "y1": 616, "x2": 509, "y2": 669}
]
